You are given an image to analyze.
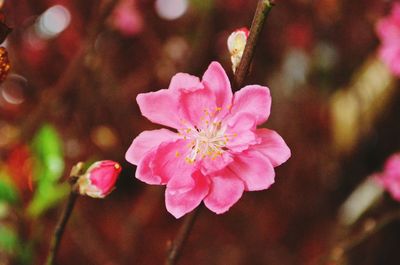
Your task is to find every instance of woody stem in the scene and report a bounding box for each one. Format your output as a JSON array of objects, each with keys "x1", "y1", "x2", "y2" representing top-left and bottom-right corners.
[
  {"x1": 234, "y1": 0, "x2": 275, "y2": 89},
  {"x1": 45, "y1": 191, "x2": 78, "y2": 265},
  {"x1": 165, "y1": 207, "x2": 201, "y2": 265},
  {"x1": 45, "y1": 163, "x2": 84, "y2": 265}
]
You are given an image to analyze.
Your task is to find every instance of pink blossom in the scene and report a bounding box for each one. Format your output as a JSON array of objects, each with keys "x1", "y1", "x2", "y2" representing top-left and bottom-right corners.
[
  {"x1": 126, "y1": 62, "x2": 291, "y2": 218},
  {"x1": 376, "y1": 3, "x2": 400, "y2": 76},
  {"x1": 77, "y1": 160, "x2": 122, "y2": 198},
  {"x1": 376, "y1": 153, "x2": 400, "y2": 201},
  {"x1": 111, "y1": 0, "x2": 143, "y2": 36}
]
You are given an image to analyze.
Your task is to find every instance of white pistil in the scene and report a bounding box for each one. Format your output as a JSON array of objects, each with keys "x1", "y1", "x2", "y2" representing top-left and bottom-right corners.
[{"x1": 179, "y1": 107, "x2": 234, "y2": 163}]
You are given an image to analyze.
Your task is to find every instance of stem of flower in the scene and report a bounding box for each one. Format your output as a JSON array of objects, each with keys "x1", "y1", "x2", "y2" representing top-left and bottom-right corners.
[
  {"x1": 321, "y1": 209, "x2": 400, "y2": 265},
  {"x1": 165, "y1": 207, "x2": 201, "y2": 265},
  {"x1": 234, "y1": 0, "x2": 275, "y2": 89},
  {"x1": 45, "y1": 163, "x2": 84, "y2": 265},
  {"x1": 164, "y1": 2, "x2": 275, "y2": 265},
  {"x1": 45, "y1": 191, "x2": 78, "y2": 265}
]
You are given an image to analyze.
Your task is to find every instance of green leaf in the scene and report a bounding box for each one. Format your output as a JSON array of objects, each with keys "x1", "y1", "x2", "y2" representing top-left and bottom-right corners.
[
  {"x1": 17, "y1": 243, "x2": 33, "y2": 265},
  {"x1": 0, "y1": 170, "x2": 18, "y2": 204},
  {"x1": 27, "y1": 124, "x2": 67, "y2": 218},
  {"x1": 31, "y1": 124, "x2": 64, "y2": 183},
  {"x1": 0, "y1": 225, "x2": 32, "y2": 264},
  {"x1": 0, "y1": 202, "x2": 9, "y2": 219},
  {"x1": 27, "y1": 182, "x2": 68, "y2": 218},
  {"x1": 0, "y1": 226, "x2": 18, "y2": 254}
]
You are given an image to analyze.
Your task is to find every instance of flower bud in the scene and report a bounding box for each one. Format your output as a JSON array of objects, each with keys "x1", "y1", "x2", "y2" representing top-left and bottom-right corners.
[
  {"x1": 227, "y1": 27, "x2": 249, "y2": 73},
  {"x1": 77, "y1": 160, "x2": 121, "y2": 198}
]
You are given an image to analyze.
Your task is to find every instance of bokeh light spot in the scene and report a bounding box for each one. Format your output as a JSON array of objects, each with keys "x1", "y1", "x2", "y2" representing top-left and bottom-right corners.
[
  {"x1": 155, "y1": 0, "x2": 188, "y2": 20},
  {"x1": 36, "y1": 5, "x2": 71, "y2": 39}
]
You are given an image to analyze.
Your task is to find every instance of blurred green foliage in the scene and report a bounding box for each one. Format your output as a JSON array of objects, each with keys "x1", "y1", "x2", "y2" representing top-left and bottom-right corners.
[
  {"x1": 0, "y1": 226, "x2": 19, "y2": 254},
  {"x1": 0, "y1": 171, "x2": 18, "y2": 205},
  {"x1": 27, "y1": 124, "x2": 68, "y2": 218},
  {"x1": 0, "y1": 224, "x2": 32, "y2": 265}
]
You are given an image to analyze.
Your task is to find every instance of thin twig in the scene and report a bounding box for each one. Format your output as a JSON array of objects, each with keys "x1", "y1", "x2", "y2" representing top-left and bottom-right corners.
[
  {"x1": 45, "y1": 191, "x2": 78, "y2": 265},
  {"x1": 164, "y1": 1, "x2": 275, "y2": 264},
  {"x1": 321, "y1": 209, "x2": 400, "y2": 265},
  {"x1": 45, "y1": 163, "x2": 84, "y2": 265},
  {"x1": 234, "y1": 0, "x2": 275, "y2": 89},
  {"x1": 165, "y1": 207, "x2": 201, "y2": 265}
]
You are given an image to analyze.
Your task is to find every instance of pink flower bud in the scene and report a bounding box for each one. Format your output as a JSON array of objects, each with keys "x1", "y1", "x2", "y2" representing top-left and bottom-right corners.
[
  {"x1": 227, "y1": 27, "x2": 249, "y2": 73},
  {"x1": 77, "y1": 160, "x2": 122, "y2": 198}
]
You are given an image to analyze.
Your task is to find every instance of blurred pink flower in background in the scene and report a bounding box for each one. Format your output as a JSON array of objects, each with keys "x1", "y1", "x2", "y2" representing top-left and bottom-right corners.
[
  {"x1": 126, "y1": 61, "x2": 291, "y2": 218},
  {"x1": 111, "y1": 0, "x2": 143, "y2": 36},
  {"x1": 376, "y1": 3, "x2": 400, "y2": 76},
  {"x1": 376, "y1": 153, "x2": 400, "y2": 201},
  {"x1": 78, "y1": 160, "x2": 122, "y2": 198}
]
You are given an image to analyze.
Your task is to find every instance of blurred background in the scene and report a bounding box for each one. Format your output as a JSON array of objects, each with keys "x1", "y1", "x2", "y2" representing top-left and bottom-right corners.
[{"x1": 1, "y1": 0, "x2": 400, "y2": 264}]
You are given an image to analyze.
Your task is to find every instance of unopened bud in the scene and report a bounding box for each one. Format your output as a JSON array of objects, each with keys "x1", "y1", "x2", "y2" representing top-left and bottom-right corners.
[
  {"x1": 227, "y1": 27, "x2": 249, "y2": 73},
  {"x1": 77, "y1": 160, "x2": 121, "y2": 198}
]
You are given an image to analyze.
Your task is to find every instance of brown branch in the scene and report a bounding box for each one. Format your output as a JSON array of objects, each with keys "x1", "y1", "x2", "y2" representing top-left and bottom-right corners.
[
  {"x1": 45, "y1": 191, "x2": 78, "y2": 265},
  {"x1": 45, "y1": 163, "x2": 84, "y2": 265},
  {"x1": 321, "y1": 209, "x2": 400, "y2": 265},
  {"x1": 165, "y1": 207, "x2": 201, "y2": 265},
  {"x1": 234, "y1": 0, "x2": 275, "y2": 89}
]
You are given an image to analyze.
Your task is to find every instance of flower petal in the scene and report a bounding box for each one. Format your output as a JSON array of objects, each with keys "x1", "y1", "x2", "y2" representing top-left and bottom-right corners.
[
  {"x1": 204, "y1": 171, "x2": 244, "y2": 214},
  {"x1": 202, "y1": 62, "x2": 233, "y2": 110},
  {"x1": 379, "y1": 44, "x2": 400, "y2": 76},
  {"x1": 125, "y1": 129, "x2": 178, "y2": 165},
  {"x1": 165, "y1": 171, "x2": 209, "y2": 218},
  {"x1": 377, "y1": 153, "x2": 400, "y2": 201},
  {"x1": 253, "y1": 128, "x2": 291, "y2": 167},
  {"x1": 228, "y1": 150, "x2": 275, "y2": 191},
  {"x1": 137, "y1": 89, "x2": 182, "y2": 129},
  {"x1": 230, "y1": 85, "x2": 271, "y2": 125},
  {"x1": 179, "y1": 88, "x2": 217, "y2": 128},
  {"x1": 200, "y1": 152, "x2": 233, "y2": 175},
  {"x1": 225, "y1": 112, "x2": 258, "y2": 152},
  {"x1": 168, "y1": 73, "x2": 203, "y2": 92},
  {"x1": 136, "y1": 140, "x2": 193, "y2": 185},
  {"x1": 136, "y1": 149, "x2": 162, "y2": 184}
]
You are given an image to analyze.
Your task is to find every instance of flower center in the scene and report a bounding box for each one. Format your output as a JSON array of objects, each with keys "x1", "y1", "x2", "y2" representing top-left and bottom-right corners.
[{"x1": 178, "y1": 108, "x2": 232, "y2": 163}]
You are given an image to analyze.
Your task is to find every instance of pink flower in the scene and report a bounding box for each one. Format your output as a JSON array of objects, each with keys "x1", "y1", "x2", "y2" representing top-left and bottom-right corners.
[
  {"x1": 376, "y1": 153, "x2": 400, "y2": 201},
  {"x1": 77, "y1": 160, "x2": 122, "y2": 198},
  {"x1": 111, "y1": 0, "x2": 143, "y2": 36},
  {"x1": 376, "y1": 3, "x2": 400, "y2": 76},
  {"x1": 126, "y1": 62, "x2": 290, "y2": 218}
]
